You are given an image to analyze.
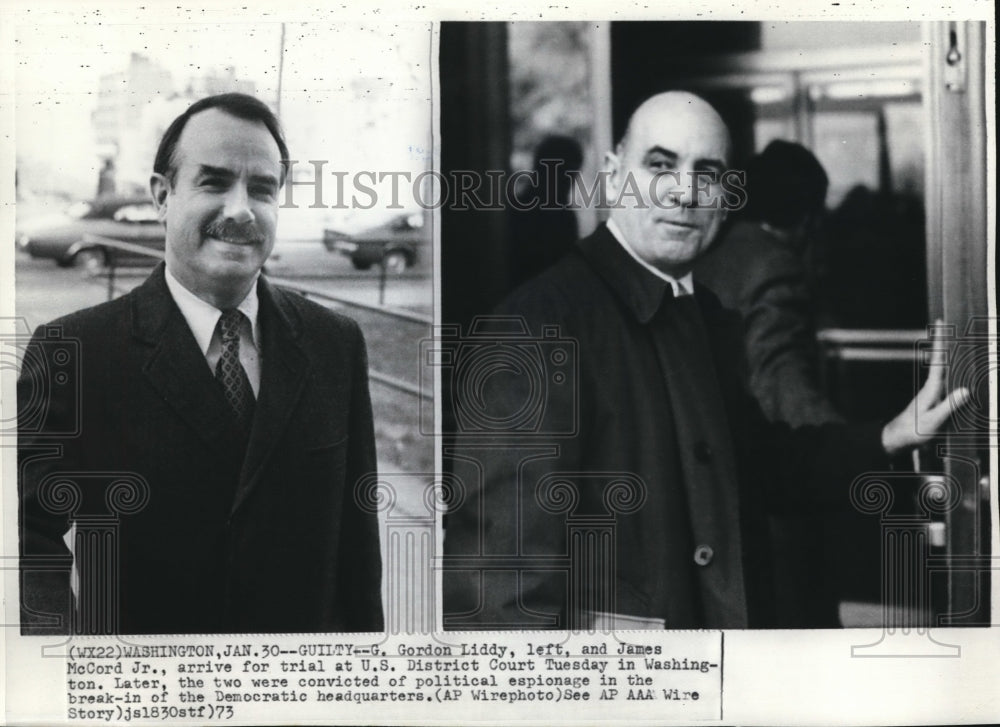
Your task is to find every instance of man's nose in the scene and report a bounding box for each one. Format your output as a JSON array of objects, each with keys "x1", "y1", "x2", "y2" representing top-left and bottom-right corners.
[
  {"x1": 654, "y1": 171, "x2": 693, "y2": 209},
  {"x1": 222, "y1": 184, "x2": 255, "y2": 224}
]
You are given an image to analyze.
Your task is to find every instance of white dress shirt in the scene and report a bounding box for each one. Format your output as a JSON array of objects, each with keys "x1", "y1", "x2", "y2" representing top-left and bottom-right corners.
[
  {"x1": 606, "y1": 218, "x2": 693, "y2": 297},
  {"x1": 164, "y1": 267, "x2": 262, "y2": 396}
]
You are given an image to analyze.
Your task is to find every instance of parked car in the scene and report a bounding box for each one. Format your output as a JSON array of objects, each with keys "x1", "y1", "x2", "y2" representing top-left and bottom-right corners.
[
  {"x1": 323, "y1": 211, "x2": 428, "y2": 273},
  {"x1": 17, "y1": 196, "x2": 165, "y2": 271}
]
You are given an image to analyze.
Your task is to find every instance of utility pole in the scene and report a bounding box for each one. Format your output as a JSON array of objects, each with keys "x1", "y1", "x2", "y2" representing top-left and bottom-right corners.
[{"x1": 276, "y1": 22, "x2": 286, "y2": 116}]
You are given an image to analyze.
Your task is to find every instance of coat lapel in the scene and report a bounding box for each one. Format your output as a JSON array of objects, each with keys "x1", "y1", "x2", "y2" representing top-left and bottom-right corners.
[
  {"x1": 232, "y1": 278, "x2": 311, "y2": 514},
  {"x1": 132, "y1": 264, "x2": 235, "y2": 448},
  {"x1": 131, "y1": 266, "x2": 312, "y2": 514}
]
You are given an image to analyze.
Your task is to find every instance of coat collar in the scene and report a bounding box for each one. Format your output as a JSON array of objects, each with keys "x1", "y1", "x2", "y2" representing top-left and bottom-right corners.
[
  {"x1": 130, "y1": 263, "x2": 303, "y2": 344},
  {"x1": 577, "y1": 224, "x2": 720, "y2": 325},
  {"x1": 131, "y1": 263, "x2": 235, "y2": 449},
  {"x1": 577, "y1": 224, "x2": 676, "y2": 324}
]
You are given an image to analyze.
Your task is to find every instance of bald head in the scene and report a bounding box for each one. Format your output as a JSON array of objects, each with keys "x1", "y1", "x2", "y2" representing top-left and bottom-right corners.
[
  {"x1": 617, "y1": 91, "x2": 732, "y2": 163},
  {"x1": 606, "y1": 91, "x2": 732, "y2": 278}
]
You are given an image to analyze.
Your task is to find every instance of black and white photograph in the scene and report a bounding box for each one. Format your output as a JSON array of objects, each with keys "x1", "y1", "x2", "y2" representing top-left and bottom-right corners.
[
  {"x1": 1, "y1": 2, "x2": 996, "y2": 726},
  {"x1": 7, "y1": 16, "x2": 436, "y2": 637},
  {"x1": 438, "y1": 19, "x2": 994, "y2": 633}
]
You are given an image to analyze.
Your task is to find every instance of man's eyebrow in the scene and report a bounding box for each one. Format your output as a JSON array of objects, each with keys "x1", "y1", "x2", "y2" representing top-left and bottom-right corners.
[
  {"x1": 198, "y1": 164, "x2": 236, "y2": 177},
  {"x1": 249, "y1": 172, "x2": 280, "y2": 187},
  {"x1": 642, "y1": 147, "x2": 726, "y2": 171},
  {"x1": 643, "y1": 146, "x2": 677, "y2": 160},
  {"x1": 195, "y1": 164, "x2": 236, "y2": 178},
  {"x1": 695, "y1": 157, "x2": 726, "y2": 172},
  {"x1": 195, "y1": 165, "x2": 279, "y2": 186}
]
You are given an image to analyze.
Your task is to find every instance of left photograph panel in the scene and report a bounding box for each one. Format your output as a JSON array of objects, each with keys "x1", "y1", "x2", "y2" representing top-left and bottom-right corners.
[{"x1": 8, "y1": 18, "x2": 436, "y2": 636}]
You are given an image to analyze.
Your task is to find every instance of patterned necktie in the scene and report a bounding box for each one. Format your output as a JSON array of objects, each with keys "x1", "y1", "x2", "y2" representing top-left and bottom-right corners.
[{"x1": 215, "y1": 309, "x2": 255, "y2": 434}]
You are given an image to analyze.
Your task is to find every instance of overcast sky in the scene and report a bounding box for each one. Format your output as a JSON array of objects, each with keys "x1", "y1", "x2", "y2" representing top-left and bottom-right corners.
[{"x1": 14, "y1": 19, "x2": 434, "y2": 231}]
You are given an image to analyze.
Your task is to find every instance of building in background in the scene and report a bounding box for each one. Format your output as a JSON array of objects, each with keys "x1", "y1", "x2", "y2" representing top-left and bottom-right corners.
[
  {"x1": 92, "y1": 54, "x2": 257, "y2": 194},
  {"x1": 91, "y1": 53, "x2": 174, "y2": 162}
]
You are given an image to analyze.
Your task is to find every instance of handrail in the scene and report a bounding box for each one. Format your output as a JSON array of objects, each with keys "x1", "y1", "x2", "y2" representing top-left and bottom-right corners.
[
  {"x1": 80, "y1": 234, "x2": 165, "y2": 260},
  {"x1": 817, "y1": 328, "x2": 926, "y2": 346},
  {"x1": 368, "y1": 371, "x2": 428, "y2": 400},
  {"x1": 81, "y1": 233, "x2": 431, "y2": 397},
  {"x1": 267, "y1": 276, "x2": 432, "y2": 326},
  {"x1": 816, "y1": 328, "x2": 926, "y2": 363},
  {"x1": 81, "y1": 234, "x2": 432, "y2": 326},
  {"x1": 81, "y1": 233, "x2": 164, "y2": 298}
]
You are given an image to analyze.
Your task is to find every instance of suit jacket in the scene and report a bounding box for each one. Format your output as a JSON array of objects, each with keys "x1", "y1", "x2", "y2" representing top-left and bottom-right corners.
[
  {"x1": 443, "y1": 224, "x2": 885, "y2": 630},
  {"x1": 695, "y1": 219, "x2": 843, "y2": 427},
  {"x1": 19, "y1": 263, "x2": 383, "y2": 634}
]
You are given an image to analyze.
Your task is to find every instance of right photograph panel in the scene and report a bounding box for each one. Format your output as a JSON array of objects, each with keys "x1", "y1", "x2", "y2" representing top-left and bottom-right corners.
[{"x1": 435, "y1": 20, "x2": 992, "y2": 632}]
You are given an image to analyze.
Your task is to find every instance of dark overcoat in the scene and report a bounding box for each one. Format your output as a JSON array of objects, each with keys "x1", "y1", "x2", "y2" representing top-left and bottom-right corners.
[
  {"x1": 19, "y1": 263, "x2": 383, "y2": 634},
  {"x1": 443, "y1": 225, "x2": 884, "y2": 629}
]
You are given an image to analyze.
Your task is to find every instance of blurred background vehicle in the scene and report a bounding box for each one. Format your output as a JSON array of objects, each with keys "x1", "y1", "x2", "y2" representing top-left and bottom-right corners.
[
  {"x1": 17, "y1": 195, "x2": 164, "y2": 272},
  {"x1": 323, "y1": 210, "x2": 428, "y2": 273},
  {"x1": 11, "y1": 22, "x2": 437, "y2": 641}
]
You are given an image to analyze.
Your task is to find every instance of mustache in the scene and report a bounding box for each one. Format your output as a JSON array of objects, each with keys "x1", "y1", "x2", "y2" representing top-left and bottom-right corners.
[{"x1": 203, "y1": 219, "x2": 266, "y2": 244}]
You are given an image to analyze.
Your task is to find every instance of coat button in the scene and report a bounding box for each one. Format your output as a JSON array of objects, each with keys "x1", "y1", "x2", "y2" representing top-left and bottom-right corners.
[
  {"x1": 694, "y1": 441, "x2": 713, "y2": 462},
  {"x1": 693, "y1": 545, "x2": 714, "y2": 566}
]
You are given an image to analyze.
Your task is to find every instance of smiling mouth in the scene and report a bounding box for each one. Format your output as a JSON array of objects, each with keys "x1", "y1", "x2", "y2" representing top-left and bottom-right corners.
[
  {"x1": 208, "y1": 236, "x2": 259, "y2": 246},
  {"x1": 656, "y1": 219, "x2": 698, "y2": 229},
  {"x1": 203, "y1": 219, "x2": 265, "y2": 246}
]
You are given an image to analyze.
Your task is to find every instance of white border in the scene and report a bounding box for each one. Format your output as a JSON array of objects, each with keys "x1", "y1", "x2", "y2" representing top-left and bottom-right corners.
[{"x1": 1, "y1": 1, "x2": 995, "y2": 725}]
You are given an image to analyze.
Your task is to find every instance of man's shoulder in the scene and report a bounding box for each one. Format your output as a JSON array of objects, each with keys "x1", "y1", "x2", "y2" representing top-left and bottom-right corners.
[
  {"x1": 697, "y1": 221, "x2": 801, "y2": 303},
  {"x1": 727, "y1": 222, "x2": 798, "y2": 269},
  {"x1": 693, "y1": 279, "x2": 741, "y2": 324},
  {"x1": 498, "y1": 248, "x2": 609, "y2": 322},
  {"x1": 31, "y1": 293, "x2": 133, "y2": 342}
]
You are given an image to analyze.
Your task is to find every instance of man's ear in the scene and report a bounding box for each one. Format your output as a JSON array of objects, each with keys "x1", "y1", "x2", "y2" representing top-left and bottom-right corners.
[
  {"x1": 604, "y1": 150, "x2": 621, "y2": 196},
  {"x1": 149, "y1": 173, "x2": 170, "y2": 222}
]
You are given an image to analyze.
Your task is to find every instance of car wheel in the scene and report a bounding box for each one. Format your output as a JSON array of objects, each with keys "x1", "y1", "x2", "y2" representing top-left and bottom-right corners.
[
  {"x1": 352, "y1": 259, "x2": 372, "y2": 271},
  {"x1": 76, "y1": 248, "x2": 107, "y2": 277},
  {"x1": 382, "y1": 250, "x2": 409, "y2": 274}
]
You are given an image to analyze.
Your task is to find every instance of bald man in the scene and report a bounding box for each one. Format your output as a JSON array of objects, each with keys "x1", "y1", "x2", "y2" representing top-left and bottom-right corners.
[{"x1": 442, "y1": 92, "x2": 965, "y2": 630}]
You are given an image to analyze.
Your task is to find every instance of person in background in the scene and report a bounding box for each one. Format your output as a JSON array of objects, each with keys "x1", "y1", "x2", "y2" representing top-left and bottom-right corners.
[
  {"x1": 696, "y1": 140, "x2": 841, "y2": 428},
  {"x1": 96, "y1": 158, "x2": 117, "y2": 198},
  {"x1": 507, "y1": 134, "x2": 584, "y2": 288},
  {"x1": 443, "y1": 92, "x2": 967, "y2": 630}
]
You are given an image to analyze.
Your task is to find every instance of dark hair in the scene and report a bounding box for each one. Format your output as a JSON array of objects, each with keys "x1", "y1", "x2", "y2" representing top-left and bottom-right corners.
[
  {"x1": 742, "y1": 140, "x2": 828, "y2": 229},
  {"x1": 153, "y1": 93, "x2": 289, "y2": 185},
  {"x1": 533, "y1": 135, "x2": 584, "y2": 172}
]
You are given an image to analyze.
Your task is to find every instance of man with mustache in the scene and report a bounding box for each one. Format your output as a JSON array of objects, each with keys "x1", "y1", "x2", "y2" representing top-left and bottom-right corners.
[
  {"x1": 19, "y1": 93, "x2": 383, "y2": 634},
  {"x1": 443, "y1": 91, "x2": 966, "y2": 630}
]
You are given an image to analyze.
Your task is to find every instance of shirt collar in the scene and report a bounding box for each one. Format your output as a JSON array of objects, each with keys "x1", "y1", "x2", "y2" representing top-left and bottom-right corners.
[
  {"x1": 164, "y1": 266, "x2": 260, "y2": 355},
  {"x1": 578, "y1": 223, "x2": 690, "y2": 325},
  {"x1": 606, "y1": 218, "x2": 693, "y2": 298}
]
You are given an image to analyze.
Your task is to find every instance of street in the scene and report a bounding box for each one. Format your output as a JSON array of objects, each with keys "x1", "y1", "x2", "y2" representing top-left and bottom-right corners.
[
  {"x1": 13, "y1": 241, "x2": 431, "y2": 332},
  {"x1": 13, "y1": 242, "x2": 434, "y2": 463}
]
